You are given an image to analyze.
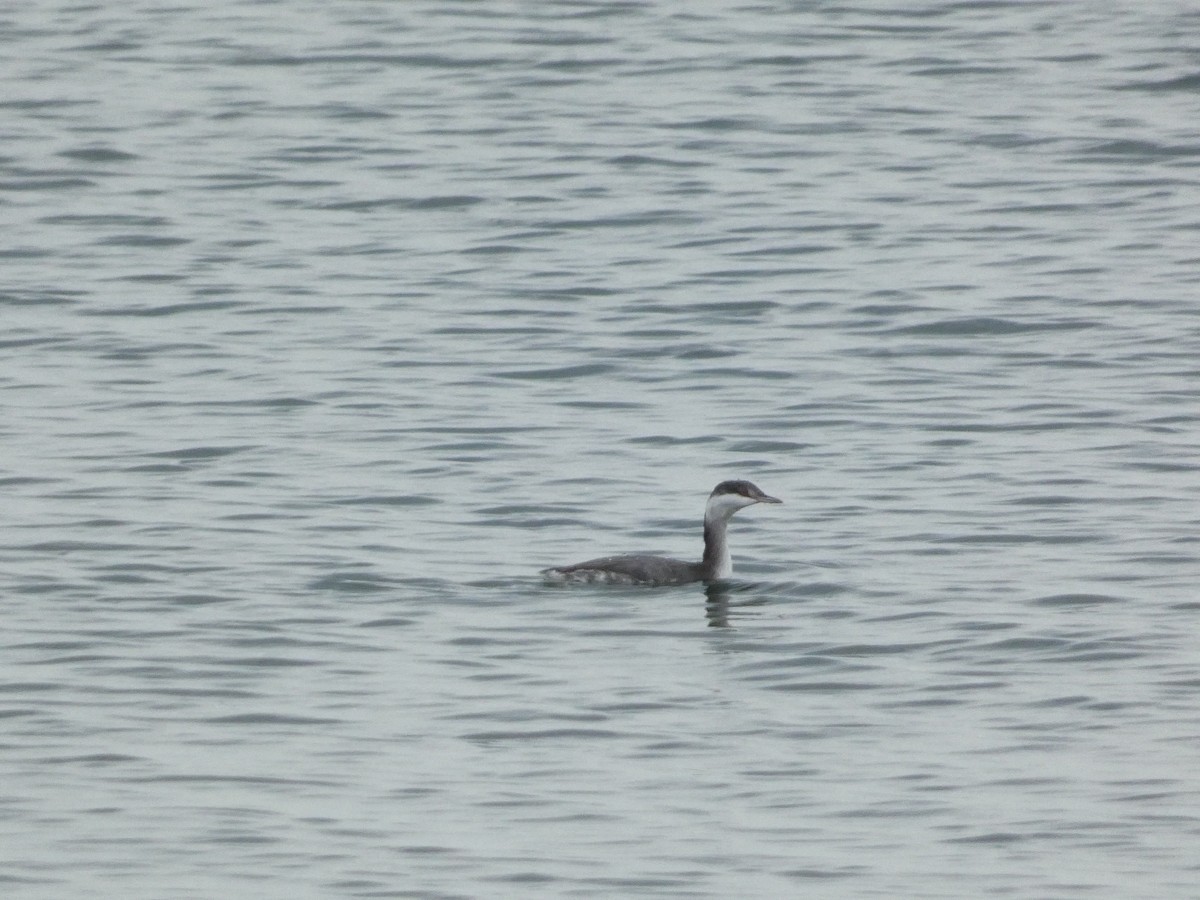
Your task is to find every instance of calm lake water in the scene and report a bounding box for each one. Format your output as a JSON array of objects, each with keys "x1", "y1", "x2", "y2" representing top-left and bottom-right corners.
[{"x1": 3, "y1": 1, "x2": 1199, "y2": 897}]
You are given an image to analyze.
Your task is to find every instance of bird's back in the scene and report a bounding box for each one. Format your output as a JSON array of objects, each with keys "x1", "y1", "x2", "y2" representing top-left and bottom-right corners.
[{"x1": 542, "y1": 554, "x2": 702, "y2": 585}]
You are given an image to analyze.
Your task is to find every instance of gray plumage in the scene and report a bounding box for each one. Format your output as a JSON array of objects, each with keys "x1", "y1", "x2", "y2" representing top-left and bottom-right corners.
[
  {"x1": 542, "y1": 480, "x2": 781, "y2": 585},
  {"x1": 544, "y1": 554, "x2": 703, "y2": 585}
]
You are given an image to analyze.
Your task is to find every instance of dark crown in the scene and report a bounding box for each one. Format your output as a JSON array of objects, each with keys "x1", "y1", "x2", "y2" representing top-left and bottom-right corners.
[{"x1": 711, "y1": 479, "x2": 761, "y2": 498}]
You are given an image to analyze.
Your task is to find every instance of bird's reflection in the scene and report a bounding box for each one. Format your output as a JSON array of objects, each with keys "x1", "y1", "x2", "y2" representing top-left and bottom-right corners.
[{"x1": 704, "y1": 581, "x2": 769, "y2": 628}]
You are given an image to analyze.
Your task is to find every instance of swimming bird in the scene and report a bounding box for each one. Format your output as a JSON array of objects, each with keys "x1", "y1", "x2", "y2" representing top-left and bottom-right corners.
[{"x1": 542, "y1": 479, "x2": 781, "y2": 585}]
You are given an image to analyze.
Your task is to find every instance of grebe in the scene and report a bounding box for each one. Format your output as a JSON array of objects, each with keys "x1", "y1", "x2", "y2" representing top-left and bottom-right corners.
[{"x1": 542, "y1": 480, "x2": 781, "y2": 585}]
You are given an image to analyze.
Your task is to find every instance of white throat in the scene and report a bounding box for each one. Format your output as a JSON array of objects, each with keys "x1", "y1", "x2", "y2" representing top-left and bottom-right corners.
[
  {"x1": 703, "y1": 493, "x2": 756, "y2": 580},
  {"x1": 704, "y1": 492, "x2": 757, "y2": 522},
  {"x1": 707, "y1": 519, "x2": 733, "y2": 579}
]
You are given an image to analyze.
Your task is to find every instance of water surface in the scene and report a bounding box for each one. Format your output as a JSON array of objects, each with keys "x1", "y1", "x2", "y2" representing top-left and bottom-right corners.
[{"x1": 3, "y1": 1, "x2": 1199, "y2": 897}]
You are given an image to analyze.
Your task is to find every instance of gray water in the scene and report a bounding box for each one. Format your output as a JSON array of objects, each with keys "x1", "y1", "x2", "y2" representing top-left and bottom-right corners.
[{"x1": 3, "y1": 1, "x2": 1200, "y2": 897}]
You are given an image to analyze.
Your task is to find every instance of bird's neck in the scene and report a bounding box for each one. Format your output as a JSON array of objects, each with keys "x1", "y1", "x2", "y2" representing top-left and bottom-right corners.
[{"x1": 701, "y1": 513, "x2": 732, "y2": 581}]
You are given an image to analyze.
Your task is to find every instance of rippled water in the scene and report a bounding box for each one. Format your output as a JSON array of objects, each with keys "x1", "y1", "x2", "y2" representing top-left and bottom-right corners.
[{"x1": 3, "y1": 1, "x2": 1200, "y2": 897}]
